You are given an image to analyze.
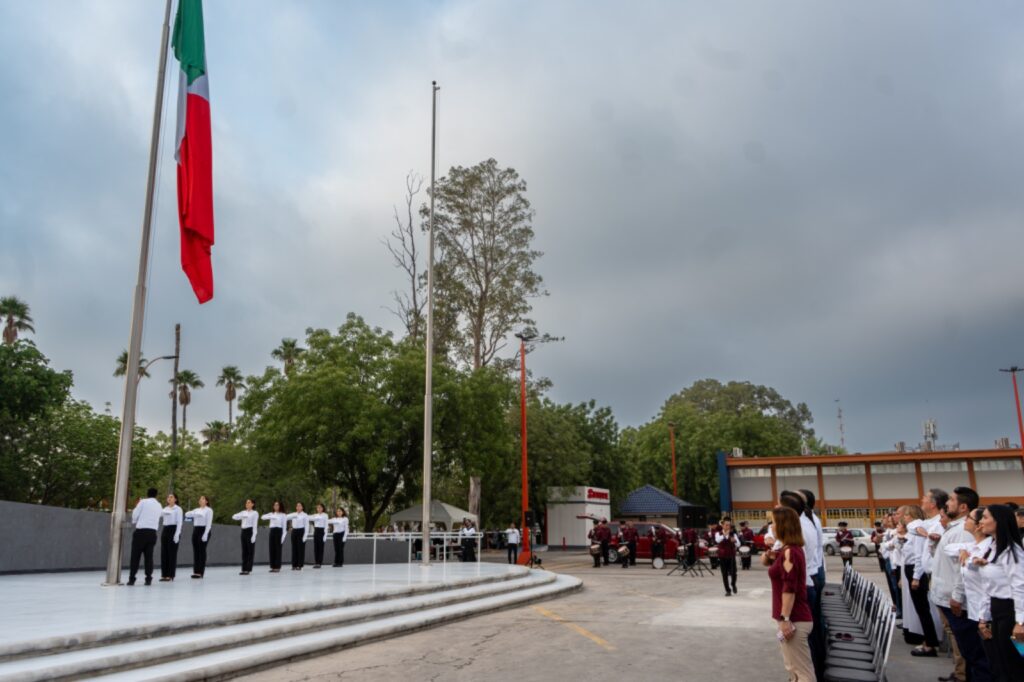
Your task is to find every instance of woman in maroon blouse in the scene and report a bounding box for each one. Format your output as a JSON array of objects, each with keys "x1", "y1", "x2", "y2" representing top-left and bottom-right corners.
[{"x1": 764, "y1": 505, "x2": 816, "y2": 681}]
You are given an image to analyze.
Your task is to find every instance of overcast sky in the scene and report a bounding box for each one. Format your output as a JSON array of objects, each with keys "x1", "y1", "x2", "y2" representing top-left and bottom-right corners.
[{"x1": 3, "y1": 1, "x2": 1024, "y2": 453}]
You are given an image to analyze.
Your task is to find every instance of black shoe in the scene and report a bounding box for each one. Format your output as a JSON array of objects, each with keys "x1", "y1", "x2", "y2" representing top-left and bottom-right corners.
[
  {"x1": 144, "y1": 578, "x2": 152, "y2": 586},
  {"x1": 191, "y1": 574, "x2": 202, "y2": 579},
  {"x1": 159, "y1": 577, "x2": 171, "y2": 582},
  {"x1": 732, "y1": 586, "x2": 738, "y2": 593},
  {"x1": 127, "y1": 578, "x2": 136, "y2": 586},
  {"x1": 911, "y1": 648, "x2": 938, "y2": 658},
  {"x1": 937, "y1": 675, "x2": 960, "y2": 682},
  {"x1": 725, "y1": 591, "x2": 732, "y2": 597}
]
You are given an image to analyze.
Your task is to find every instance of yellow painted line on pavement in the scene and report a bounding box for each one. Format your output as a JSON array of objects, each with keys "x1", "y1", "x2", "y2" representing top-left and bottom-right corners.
[{"x1": 531, "y1": 605, "x2": 616, "y2": 651}]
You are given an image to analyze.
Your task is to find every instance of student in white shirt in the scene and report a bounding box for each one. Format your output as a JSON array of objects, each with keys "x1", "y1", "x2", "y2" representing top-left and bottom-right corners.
[
  {"x1": 286, "y1": 502, "x2": 310, "y2": 570},
  {"x1": 128, "y1": 487, "x2": 162, "y2": 586},
  {"x1": 904, "y1": 500, "x2": 941, "y2": 655},
  {"x1": 185, "y1": 495, "x2": 214, "y2": 579},
  {"x1": 231, "y1": 498, "x2": 259, "y2": 576},
  {"x1": 328, "y1": 507, "x2": 349, "y2": 567},
  {"x1": 310, "y1": 503, "x2": 329, "y2": 569},
  {"x1": 946, "y1": 505, "x2": 994, "y2": 682},
  {"x1": 261, "y1": 500, "x2": 287, "y2": 572},
  {"x1": 159, "y1": 492, "x2": 183, "y2": 581},
  {"x1": 459, "y1": 518, "x2": 477, "y2": 562},
  {"x1": 975, "y1": 504, "x2": 1024, "y2": 680},
  {"x1": 506, "y1": 523, "x2": 521, "y2": 565}
]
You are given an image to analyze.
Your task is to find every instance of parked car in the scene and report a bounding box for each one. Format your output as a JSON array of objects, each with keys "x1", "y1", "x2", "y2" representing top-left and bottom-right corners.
[
  {"x1": 581, "y1": 518, "x2": 681, "y2": 565},
  {"x1": 822, "y1": 527, "x2": 875, "y2": 556}
]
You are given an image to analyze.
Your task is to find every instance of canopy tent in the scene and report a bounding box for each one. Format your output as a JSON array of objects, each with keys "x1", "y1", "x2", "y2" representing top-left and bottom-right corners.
[{"x1": 390, "y1": 500, "x2": 477, "y2": 530}]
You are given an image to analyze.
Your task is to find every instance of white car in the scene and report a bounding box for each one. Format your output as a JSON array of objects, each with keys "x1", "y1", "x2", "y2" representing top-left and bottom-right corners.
[{"x1": 822, "y1": 527, "x2": 875, "y2": 557}]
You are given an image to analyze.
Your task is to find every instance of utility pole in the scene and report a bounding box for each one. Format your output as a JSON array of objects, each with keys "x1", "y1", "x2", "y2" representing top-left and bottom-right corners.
[{"x1": 835, "y1": 399, "x2": 846, "y2": 452}]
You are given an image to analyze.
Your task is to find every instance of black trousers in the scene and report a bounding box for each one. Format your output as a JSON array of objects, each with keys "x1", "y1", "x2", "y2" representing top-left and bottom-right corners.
[
  {"x1": 875, "y1": 547, "x2": 886, "y2": 573},
  {"x1": 905, "y1": 565, "x2": 939, "y2": 647},
  {"x1": 461, "y1": 538, "x2": 476, "y2": 562},
  {"x1": 191, "y1": 526, "x2": 209, "y2": 575},
  {"x1": 160, "y1": 525, "x2": 178, "y2": 578},
  {"x1": 840, "y1": 548, "x2": 854, "y2": 568},
  {"x1": 313, "y1": 528, "x2": 325, "y2": 565},
  {"x1": 240, "y1": 528, "x2": 254, "y2": 572},
  {"x1": 291, "y1": 529, "x2": 305, "y2": 568},
  {"x1": 651, "y1": 542, "x2": 663, "y2": 565},
  {"x1": 720, "y1": 556, "x2": 737, "y2": 593},
  {"x1": 332, "y1": 532, "x2": 346, "y2": 566},
  {"x1": 988, "y1": 597, "x2": 1024, "y2": 682},
  {"x1": 269, "y1": 528, "x2": 283, "y2": 569},
  {"x1": 507, "y1": 542, "x2": 518, "y2": 564},
  {"x1": 129, "y1": 528, "x2": 157, "y2": 581},
  {"x1": 740, "y1": 548, "x2": 752, "y2": 569},
  {"x1": 627, "y1": 541, "x2": 637, "y2": 566},
  {"x1": 600, "y1": 540, "x2": 610, "y2": 565}
]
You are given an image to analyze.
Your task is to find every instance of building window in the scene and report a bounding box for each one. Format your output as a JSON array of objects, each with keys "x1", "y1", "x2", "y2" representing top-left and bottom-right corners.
[
  {"x1": 920, "y1": 461, "x2": 967, "y2": 473},
  {"x1": 872, "y1": 463, "x2": 915, "y2": 475},
  {"x1": 733, "y1": 467, "x2": 771, "y2": 478},
  {"x1": 777, "y1": 466, "x2": 817, "y2": 477},
  {"x1": 823, "y1": 464, "x2": 865, "y2": 475},
  {"x1": 974, "y1": 459, "x2": 1023, "y2": 472}
]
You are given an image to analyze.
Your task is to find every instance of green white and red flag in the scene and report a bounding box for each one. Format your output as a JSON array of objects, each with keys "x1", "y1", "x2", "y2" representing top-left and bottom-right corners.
[{"x1": 172, "y1": 0, "x2": 214, "y2": 303}]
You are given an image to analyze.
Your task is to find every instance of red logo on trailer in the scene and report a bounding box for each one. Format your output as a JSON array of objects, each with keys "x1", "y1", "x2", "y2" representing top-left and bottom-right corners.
[{"x1": 586, "y1": 488, "x2": 609, "y2": 501}]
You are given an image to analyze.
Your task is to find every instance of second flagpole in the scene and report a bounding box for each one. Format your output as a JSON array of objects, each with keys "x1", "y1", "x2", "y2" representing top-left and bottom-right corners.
[{"x1": 421, "y1": 81, "x2": 439, "y2": 565}]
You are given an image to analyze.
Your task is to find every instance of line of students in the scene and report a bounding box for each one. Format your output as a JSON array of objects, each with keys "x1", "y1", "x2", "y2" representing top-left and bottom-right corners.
[{"x1": 127, "y1": 490, "x2": 351, "y2": 584}]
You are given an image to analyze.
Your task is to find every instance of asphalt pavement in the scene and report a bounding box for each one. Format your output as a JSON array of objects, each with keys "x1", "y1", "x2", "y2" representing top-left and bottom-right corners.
[{"x1": 238, "y1": 552, "x2": 952, "y2": 682}]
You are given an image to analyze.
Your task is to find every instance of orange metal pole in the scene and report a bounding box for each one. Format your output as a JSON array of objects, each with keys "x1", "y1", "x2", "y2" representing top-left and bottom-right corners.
[{"x1": 1012, "y1": 372, "x2": 1024, "y2": 470}]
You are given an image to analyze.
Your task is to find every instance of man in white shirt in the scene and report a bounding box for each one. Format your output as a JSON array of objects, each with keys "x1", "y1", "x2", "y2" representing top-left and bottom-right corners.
[
  {"x1": 128, "y1": 487, "x2": 162, "y2": 586},
  {"x1": 909, "y1": 488, "x2": 947, "y2": 656},
  {"x1": 506, "y1": 523, "x2": 521, "y2": 565}
]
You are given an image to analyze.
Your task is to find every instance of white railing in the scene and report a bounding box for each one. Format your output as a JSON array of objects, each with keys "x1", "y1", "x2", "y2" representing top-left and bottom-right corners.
[{"x1": 344, "y1": 531, "x2": 483, "y2": 566}]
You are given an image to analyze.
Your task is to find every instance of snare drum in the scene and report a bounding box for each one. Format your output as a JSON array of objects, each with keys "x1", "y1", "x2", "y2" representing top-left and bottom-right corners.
[
  {"x1": 739, "y1": 545, "x2": 752, "y2": 556},
  {"x1": 616, "y1": 544, "x2": 630, "y2": 558},
  {"x1": 708, "y1": 546, "x2": 719, "y2": 558},
  {"x1": 839, "y1": 546, "x2": 853, "y2": 558},
  {"x1": 589, "y1": 543, "x2": 602, "y2": 556},
  {"x1": 652, "y1": 556, "x2": 665, "y2": 569}
]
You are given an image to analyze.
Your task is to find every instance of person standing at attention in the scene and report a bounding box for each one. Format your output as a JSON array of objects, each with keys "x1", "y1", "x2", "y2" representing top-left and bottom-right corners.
[
  {"x1": 506, "y1": 522, "x2": 521, "y2": 565},
  {"x1": 765, "y1": 505, "x2": 815, "y2": 682},
  {"x1": 261, "y1": 500, "x2": 287, "y2": 573},
  {"x1": 128, "y1": 487, "x2": 162, "y2": 586},
  {"x1": 231, "y1": 498, "x2": 259, "y2": 576},
  {"x1": 159, "y1": 492, "x2": 183, "y2": 582},
  {"x1": 310, "y1": 503, "x2": 329, "y2": 569},
  {"x1": 328, "y1": 508, "x2": 349, "y2": 567},
  {"x1": 184, "y1": 495, "x2": 213, "y2": 579},
  {"x1": 286, "y1": 502, "x2": 309, "y2": 570}
]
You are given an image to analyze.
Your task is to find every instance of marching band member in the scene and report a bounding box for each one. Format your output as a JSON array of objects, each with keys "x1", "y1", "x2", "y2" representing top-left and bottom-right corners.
[
  {"x1": 505, "y1": 522, "x2": 520, "y2": 565},
  {"x1": 974, "y1": 504, "x2": 1024, "y2": 681},
  {"x1": 681, "y1": 526, "x2": 699, "y2": 566},
  {"x1": 329, "y1": 507, "x2": 349, "y2": 567},
  {"x1": 648, "y1": 523, "x2": 667, "y2": 569},
  {"x1": 836, "y1": 521, "x2": 855, "y2": 568},
  {"x1": 184, "y1": 495, "x2": 213, "y2": 579},
  {"x1": 739, "y1": 520, "x2": 755, "y2": 570},
  {"x1": 159, "y1": 492, "x2": 183, "y2": 582},
  {"x1": 716, "y1": 519, "x2": 741, "y2": 596},
  {"x1": 286, "y1": 502, "x2": 310, "y2": 570},
  {"x1": 261, "y1": 500, "x2": 287, "y2": 572},
  {"x1": 589, "y1": 520, "x2": 605, "y2": 568},
  {"x1": 620, "y1": 521, "x2": 639, "y2": 568},
  {"x1": 231, "y1": 498, "x2": 259, "y2": 575},
  {"x1": 310, "y1": 503, "x2": 329, "y2": 568},
  {"x1": 128, "y1": 487, "x2": 162, "y2": 586},
  {"x1": 705, "y1": 520, "x2": 722, "y2": 569}
]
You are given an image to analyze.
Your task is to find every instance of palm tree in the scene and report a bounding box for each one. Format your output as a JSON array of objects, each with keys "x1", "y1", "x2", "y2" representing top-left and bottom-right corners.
[
  {"x1": 170, "y1": 370, "x2": 204, "y2": 432},
  {"x1": 271, "y1": 338, "x2": 304, "y2": 376},
  {"x1": 114, "y1": 350, "x2": 151, "y2": 379},
  {"x1": 201, "y1": 420, "x2": 230, "y2": 445},
  {"x1": 1, "y1": 296, "x2": 35, "y2": 345},
  {"x1": 216, "y1": 365, "x2": 245, "y2": 428}
]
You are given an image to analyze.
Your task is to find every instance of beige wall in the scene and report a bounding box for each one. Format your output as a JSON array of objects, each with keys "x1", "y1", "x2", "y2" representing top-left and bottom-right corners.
[
  {"x1": 822, "y1": 464, "x2": 868, "y2": 499},
  {"x1": 870, "y1": 463, "x2": 916, "y2": 499},
  {"x1": 974, "y1": 459, "x2": 1024, "y2": 498},
  {"x1": 776, "y1": 466, "x2": 817, "y2": 496}
]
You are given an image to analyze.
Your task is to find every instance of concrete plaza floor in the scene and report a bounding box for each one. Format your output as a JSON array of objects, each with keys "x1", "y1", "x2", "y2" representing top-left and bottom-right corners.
[
  {"x1": 0, "y1": 561, "x2": 524, "y2": 657},
  {"x1": 240, "y1": 553, "x2": 951, "y2": 682}
]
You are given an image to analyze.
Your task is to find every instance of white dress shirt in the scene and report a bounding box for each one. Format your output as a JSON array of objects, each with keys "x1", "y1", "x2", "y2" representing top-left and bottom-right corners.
[
  {"x1": 286, "y1": 512, "x2": 310, "y2": 542},
  {"x1": 905, "y1": 519, "x2": 927, "y2": 578},
  {"x1": 310, "y1": 513, "x2": 329, "y2": 529},
  {"x1": 506, "y1": 527, "x2": 521, "y2": 545},
  {"x1": 131, "y1": 497, "x2": 162, "y2": 531},
  {"x1": 945, "y1": 540, "x2": 986, "y2": 620},
  {"x1": 261, "y1": 512, "x2": 288, "y2": 543},
  {"x1": 460, "y1": 525, "x2": 477, "y2": 539},
  {"x1": 799, "y1": 514, "x2": 822, "y2": 587},
  {"x1": 929, "y1": 517, "x2": 970, "y2": 608},
  {"x1": 975, "y1": 537, "x2": 1024, "y2": 624},
  {"x1": 185, "y1": 506, "x2": 214, "y2": 542},
  {"x1": 328, "y1": 516, "x2": 349, "y2": 536},
  {"x1": 714, "y1": 531, "x2": 741, "y2": 548},
  {"x1": 232, "y1": 510, "x2": 259, "y2": 542},
  {"x1": 161, "y1": 505, "x2": 183, "y2": 543},
  {"x1": 918, "y1": 514, "x2": 943, "y2": 576}
]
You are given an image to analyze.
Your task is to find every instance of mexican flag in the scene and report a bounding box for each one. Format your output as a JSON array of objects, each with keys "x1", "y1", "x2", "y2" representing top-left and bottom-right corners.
[{"x1": 172, "y1": 0, "x2": 214, "y2": 303}]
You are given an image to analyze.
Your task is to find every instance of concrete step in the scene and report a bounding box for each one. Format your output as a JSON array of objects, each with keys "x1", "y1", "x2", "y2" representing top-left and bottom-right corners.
[
  {"x1": 0, "y1": 570, "x2": 580, "y2": 682},
  {"x1": 0, "y1": 566, "x2": 530, "y2": 662},
  {"x1": 86, "y1": 573, "x2": 581, "y2": 682}
]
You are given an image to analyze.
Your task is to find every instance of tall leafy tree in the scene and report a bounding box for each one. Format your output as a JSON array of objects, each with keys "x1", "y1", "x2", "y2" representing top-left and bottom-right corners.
[
  {"x1": 216, "y1": 365, "x2": 245, "y2": 427},
  {"x1": 430, "y1": 159, "x2": 547, "y2": 368},
  {"x1": 1, "y1": 296, "x2": 35, "y2": 345},
  {"x1": 114, "y1": 350, "x2": 150, "y2": 379},
  {"x1": 170, "y1": 369, "x2": 204, "y2": 433},
  {"x1": 201, "y1": 420, "x2": 230, "y2": 444},
  {"x1": 271, "y1": 338, "x2": 304, "y2": 376}
]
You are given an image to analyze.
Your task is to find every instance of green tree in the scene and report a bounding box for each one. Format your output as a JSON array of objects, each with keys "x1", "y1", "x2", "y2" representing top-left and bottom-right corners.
[
  {"x1": 216, "y1": 365, "x2": 245, "y2": 428},
  {"x1": 114, "y1": 350, "x2": 150, "y2": 379},
  {"x1": 1, "y1": 296, "x2": 35, "y2": 345},
  {"x1": 201, "y1": 420, "x2": 230, "y2": 444},
  {"x1": 271, "y1": 338, "x2": 304, "y2": 376},
  {"x1": 170, "y1": 370, "x2": 203, "y2": 433},
  {"x1": 430, "y1": 159, "x2": 547, "y2": 369}
]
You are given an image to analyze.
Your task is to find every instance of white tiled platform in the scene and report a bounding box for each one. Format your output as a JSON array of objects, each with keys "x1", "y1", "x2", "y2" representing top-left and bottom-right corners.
[{"x1": 0, "y1": 562, "x2": 524, "y2": 656}]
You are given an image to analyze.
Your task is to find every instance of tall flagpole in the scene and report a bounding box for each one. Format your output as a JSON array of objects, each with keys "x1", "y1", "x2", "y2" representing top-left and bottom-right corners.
[
  {"x1": 421, "y1": 81, "x2": 439, "y2": 565},
  {"x1": 104, "y1": 0, "x2": 174, "y2": 586}
]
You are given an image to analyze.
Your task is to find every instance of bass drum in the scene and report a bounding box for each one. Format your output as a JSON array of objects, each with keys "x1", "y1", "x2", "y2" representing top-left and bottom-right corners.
[{"x1": 652, "y1": 556, "x2": 665, "y2": 569}]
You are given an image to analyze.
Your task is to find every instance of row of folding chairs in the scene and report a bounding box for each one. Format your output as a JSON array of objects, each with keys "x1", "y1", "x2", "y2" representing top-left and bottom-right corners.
[{"x1": 820, "y1": 565, "x2": 896, "y2": 682}]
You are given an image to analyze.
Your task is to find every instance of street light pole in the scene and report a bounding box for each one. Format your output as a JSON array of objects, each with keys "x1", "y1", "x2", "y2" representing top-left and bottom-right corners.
[
  {"x1": 515, "y1": 331, "x2": 536, "y2": 565},
  {"x1": 668, "y1": 421, "x2": 678, "y2": 498},
  {"x1": 999, "y1": 367, "x2": 1024, "y2": 469}
]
